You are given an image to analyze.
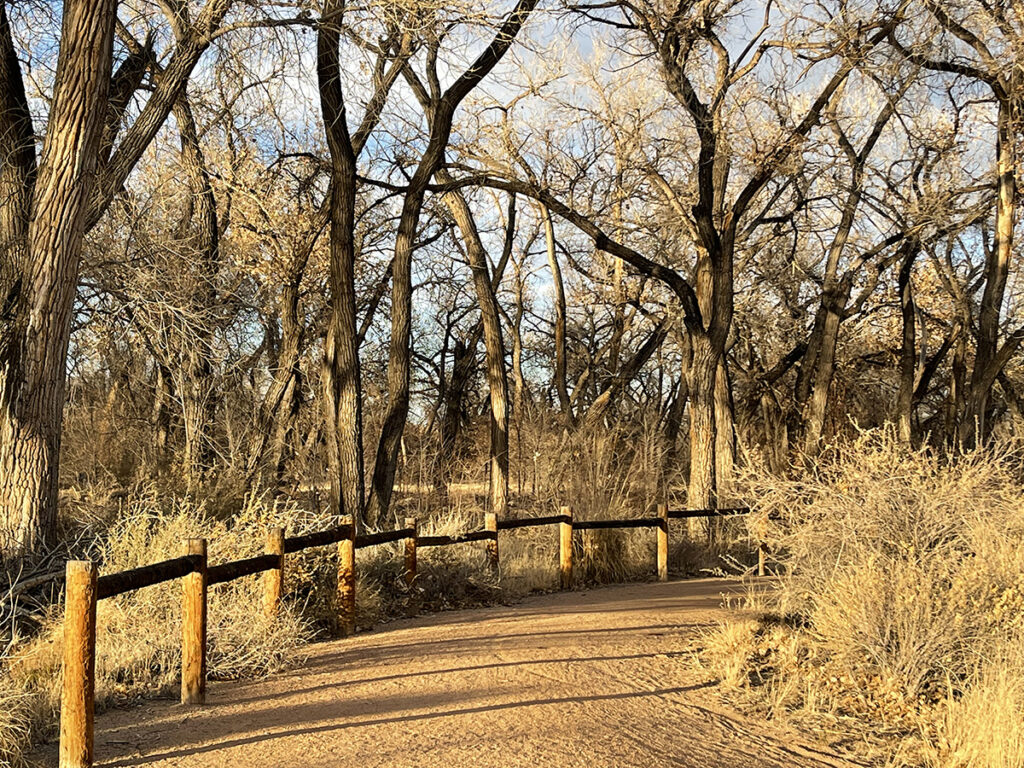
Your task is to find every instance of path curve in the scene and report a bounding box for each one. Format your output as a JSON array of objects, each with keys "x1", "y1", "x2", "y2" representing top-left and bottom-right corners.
[{"x1": 43, "y1": 579, "x2": 856, "y2": 768}]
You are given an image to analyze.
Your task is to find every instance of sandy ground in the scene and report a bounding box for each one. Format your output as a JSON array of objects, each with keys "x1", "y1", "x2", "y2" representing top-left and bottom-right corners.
[{"x1": 34, "y1": 578, "x2": 856, "y2": 768}]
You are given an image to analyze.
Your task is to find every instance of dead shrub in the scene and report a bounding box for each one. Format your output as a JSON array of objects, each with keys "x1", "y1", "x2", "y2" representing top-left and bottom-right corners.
[{"x1": 702, "y1": 428, "x2": 1024, "y2": 766}]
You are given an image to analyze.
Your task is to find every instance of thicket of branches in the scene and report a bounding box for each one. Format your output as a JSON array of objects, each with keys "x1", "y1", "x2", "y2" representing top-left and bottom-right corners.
[{"x1": 0, "y1": 0, "x2": 1021, "y2": 553}]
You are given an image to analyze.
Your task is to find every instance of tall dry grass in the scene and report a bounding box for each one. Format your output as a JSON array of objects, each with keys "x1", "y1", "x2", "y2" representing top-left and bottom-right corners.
[
  {"x1": 703, "y1": 428, "x2": 1024, "y2": 767},
  {"x1": 2, "y1": 494, "x2": 314, "y2": 767}
]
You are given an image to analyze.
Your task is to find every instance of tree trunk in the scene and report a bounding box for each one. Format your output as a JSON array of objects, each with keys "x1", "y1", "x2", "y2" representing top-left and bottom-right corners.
[
  {"x1": 714, "y1": 356, "x2": 735, "y2": 490},
  {"x1": 152, "y1": 361, "x2": 174, "y2": 472},
  {"x1": 247, "y1": 278, "x2": 302, "y2": 483},
  {"x1": 318, "y1": 0, "x2": 366, "y2": 524},
  {"x1": 963, "y1": 98, "x2": 1016, "y2": 447},
  {"x1": 441, "y1": 177, "x2": 511, "y2": 517},
  {"x1": 687, "y1": 333, "x2": 718, "y2": 516},
  {"x1": 897, "y1": 245, "x2": 917, "y2": 446},
  {"x1": 0, "y1": 0, "x2": 117, "y2": 553},
  {"x1": 436, "y1": 338, "x2": 474, "y2": 509},
  {"x1": 542, "y1": 205, "x2": 572, "y2": 426},
  {"x1": 173, "y1": 98, "x2": 220, "y2": 487},
  {"x1": 663, "y1": 335, "x2": 689, "y2": 473},
  {"x1": 367, "y1": 189, "x2": 420, "y2": 524},
  {"x1": 0, "y1": 2, "x2": 35, "y2": 342},
  {"x1": 802, "y1": 292, "x2": 846, "y2": 454}
]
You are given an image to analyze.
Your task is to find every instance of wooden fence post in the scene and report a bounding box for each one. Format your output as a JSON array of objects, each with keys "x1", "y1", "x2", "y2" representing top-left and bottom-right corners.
[
  {"x1": 181, "y1": 538, "x2": 207, "y2": 706},
  {"x1": 263, "y1": 526, "x2": 285, "y2": 618},
  {"x1": 485, "y1": 513, "x2": 499, "y2": 576},
  {"x1": 404, "y1": 517, "x2": 418, "y2": 588},
  {"x1": 404, "y1": 517, "x2": 418, "y2": 617},
  {"x1": 59, "y1": 560, "x2": 97, "y2": 768},
  {"x1": 756, "y1": 512, "x2": 768, "y2": 577},
  {"x1": 337, "y1": 515, "x2": 356, "y2": 636},
  {"x1": 657, "y1": 503, "x2": 669, "y2": 582},
  {"x1": 559, "y1": 506, "x2": 573, "y2": 590}
]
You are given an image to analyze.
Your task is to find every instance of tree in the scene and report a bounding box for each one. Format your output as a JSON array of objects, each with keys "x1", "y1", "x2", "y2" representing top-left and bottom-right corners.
[
  {"x1": 891, "y1": 0, "x2": 1022, "y2": 446},
  {"x1": 0, "y1": 0, "x2": 236, "y2": 553}
]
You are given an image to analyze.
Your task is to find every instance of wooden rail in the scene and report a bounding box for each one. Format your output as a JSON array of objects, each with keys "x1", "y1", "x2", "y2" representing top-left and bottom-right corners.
[{"x1": 56, "y1": 503, "x2": 754, "y2": 767}]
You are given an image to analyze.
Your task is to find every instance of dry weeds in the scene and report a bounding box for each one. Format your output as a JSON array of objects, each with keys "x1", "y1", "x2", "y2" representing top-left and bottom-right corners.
[{"x1": 702, "y1": 428, "x2": 1024, "y2": 768}]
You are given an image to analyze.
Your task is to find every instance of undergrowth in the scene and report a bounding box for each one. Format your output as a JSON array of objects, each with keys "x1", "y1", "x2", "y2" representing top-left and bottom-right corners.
[
  {"x1": 0, "y1": 471, "x2": 743, "y2": 767},
  {"x1": 701, "y1": 428, "x2": 1024, "y2": 768}
]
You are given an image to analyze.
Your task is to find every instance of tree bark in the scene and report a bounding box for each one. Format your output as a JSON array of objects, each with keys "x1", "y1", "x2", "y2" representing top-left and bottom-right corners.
[
  {"x1": 714, "y1": 356, "x2": 735, "y2": 489},
  {"x1": 0, "y1": 2, "x2": 35, "y2": 344},
  {"x1": 963, "y1": 99, "x2": 1016, "y2": 446},
  {"x1": 0, "y1": 0, "x2": 117, "y2": 552},
  {"x1": 542, "y1": 205, "x2": 572, "y2": 426},
  {"x1": 440, "y1": 176, "x2": 511, "y2": 517},
  {"x1": 687, "y1": 333, "x2": 718, "y2": 512},
  {"x1": 897, "y1": 244, "x2": 918, "y2": 446},
  {"x1": 802, "y1": 294, "x2": 845, "y2": 453},
  {"x1": 318, "y1": 0, "x2": 370, "y2": 524}
]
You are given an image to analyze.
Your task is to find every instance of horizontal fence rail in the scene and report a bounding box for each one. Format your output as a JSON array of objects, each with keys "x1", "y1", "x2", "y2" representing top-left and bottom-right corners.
[
  {"x1": 96, "y1": 556, "x2": 199, "y2": 600},
  {"x1": 497, "y1": 514, "x2": 571, "y2": 530},
  {"x1": 283, "y1": 526, "x2": 352, "y2": 554},
  {"x1": 667, "y1": 507, "x2": 750, "y2": 519},
  {"x1": 356, "y1": 529, "x2": 414, "y2": 548},
  {"x1": 575, "y1": 517, "x2": 664, "y2": 530},
  {"x1": 57, "y1": 503, "x2": 756, "y2": 768},
  {"x1": 207, "y1": 554, "x2": 281, "y2": 586},
  {"x1": 418, "y1": 529, "x2": 497, "y2": 547}
]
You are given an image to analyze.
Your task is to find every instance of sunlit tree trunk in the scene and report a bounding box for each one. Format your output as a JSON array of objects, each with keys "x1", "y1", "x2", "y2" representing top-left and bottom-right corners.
[
  {"x1": 897, "y1": 244, "x2": 917, "y2": 446},
  {"x1": 441, "y1": 175, "x2": 511, "y2": 517},
  {"x1": 0, "y1": 0, "x2": 116, "y2": 552},
  {"x1": 687, "y1": 333, "x2": 718, "y2": 512},
  {"x1": 542, "y1": 205, "x2": 572, "y2": 426},
  {"x1": 963, "y1": 100, "x2": 1016, "y2": 446}
]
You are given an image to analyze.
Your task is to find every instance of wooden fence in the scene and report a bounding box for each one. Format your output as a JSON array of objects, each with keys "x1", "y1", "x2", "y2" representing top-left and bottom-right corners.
[{"x1": 56, "y1": 505, "x2": 753, "y2": 768}]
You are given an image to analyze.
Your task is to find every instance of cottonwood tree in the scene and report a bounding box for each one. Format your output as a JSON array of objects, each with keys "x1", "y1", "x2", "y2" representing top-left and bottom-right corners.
[
  {"x1": 356, "y1": 0, "x2": 539, "y2": 524},
  {"x1": 453, "y1": 0, "x2": 906, "y2": 512},
  {"x1": 0, "y1": 0, "x2": 238, "y2": 553},
  {"x1": 890, "y1": 0, "x2": 1022, "y2": 446}
]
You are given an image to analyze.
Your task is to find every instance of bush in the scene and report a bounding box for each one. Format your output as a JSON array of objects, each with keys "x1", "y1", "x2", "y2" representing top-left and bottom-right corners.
[{"x1": 702, "y1": 429, "x2": 1024, "y2": 767}]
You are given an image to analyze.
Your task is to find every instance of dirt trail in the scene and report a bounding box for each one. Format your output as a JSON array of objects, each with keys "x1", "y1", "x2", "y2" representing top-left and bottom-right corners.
[{"x1": 38, "y1": 578, "x2": 855, "y2": 768}]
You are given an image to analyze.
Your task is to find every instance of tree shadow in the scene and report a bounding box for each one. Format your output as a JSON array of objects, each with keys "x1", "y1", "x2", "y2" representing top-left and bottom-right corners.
[{"x1": 100, "y1": 681, "x2": 716, "y2": 767}]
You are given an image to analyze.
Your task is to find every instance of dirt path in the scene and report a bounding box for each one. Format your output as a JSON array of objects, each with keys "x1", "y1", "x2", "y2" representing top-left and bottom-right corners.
[{"x1": 40, "y1": 579, "x2": 855, "y2": 768}]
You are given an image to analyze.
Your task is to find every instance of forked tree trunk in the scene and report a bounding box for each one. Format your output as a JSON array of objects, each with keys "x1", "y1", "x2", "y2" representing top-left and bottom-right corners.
[
  {"x1": 0, "y1": 0, "x2": 117, "y2": 552},
  {"x1": 369, "y1": 0, "x2": 537, "y2": 523},
  {"x1": 441, "y1": 177, "x2": 511, "y2": 517}
]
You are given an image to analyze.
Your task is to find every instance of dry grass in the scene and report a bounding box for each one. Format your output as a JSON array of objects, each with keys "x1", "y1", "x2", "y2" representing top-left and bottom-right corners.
[
  {"x1": 0, "y1": 671, "x2": 33, "y2": 768},
  {"x1": 701, "y1": 428, "x2": 1024, "y2": 767},
  {"x1": 1, "y1": 494, "x2": 319, "y2": 767}
]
